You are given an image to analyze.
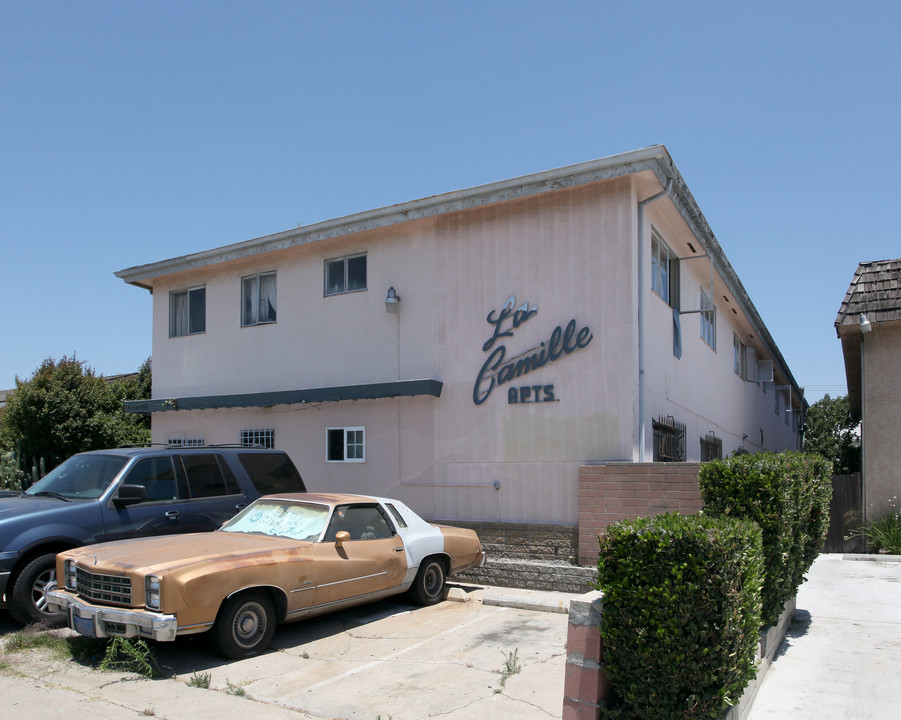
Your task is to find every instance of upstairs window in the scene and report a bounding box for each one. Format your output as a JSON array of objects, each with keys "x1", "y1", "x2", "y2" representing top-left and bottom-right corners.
[
  {"x1": 651, "y1": 230, "x2": 680, "y2": 310},
  {"x1": 700, "y1": 289, "x2": 716, "y2": 349},
  {"x1": 327, "y1": 427, "x2": 365, "y2": 462},
  {"x1": 170, "y1": 287, "x2": 206, "y2": 337},
  {"x1": 325, "y1": 254, "x2": 367, "y2": 296},
  {"x1": 242, "y1": 272, "x2": 277, "y2": 326},
  {"x1": 733, "y1": 333, "x2": 748, "y2": 379}
]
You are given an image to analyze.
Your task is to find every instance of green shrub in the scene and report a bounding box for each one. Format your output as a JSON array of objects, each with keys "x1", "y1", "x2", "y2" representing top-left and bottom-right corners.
[
  {"x1": 699, "y1": 452, "x2": 831, "y2": 624},
  {"x1": 0, "y1": 451, "x2": 24, "y2": 492},
  {"x1": 594, "y1": 512, "x2": 763, "y2": 720}
]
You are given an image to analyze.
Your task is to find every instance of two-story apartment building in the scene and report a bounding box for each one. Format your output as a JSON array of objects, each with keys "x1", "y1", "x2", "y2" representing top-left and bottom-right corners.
[{"x1": 116, "y1": 145, "x2": 804, "y2": 527}]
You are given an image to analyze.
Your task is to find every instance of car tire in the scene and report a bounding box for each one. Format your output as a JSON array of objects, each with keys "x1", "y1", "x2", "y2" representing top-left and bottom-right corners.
[
  {"x1": 210, "y1": 591, "x2": 276, "y2": 659},
  {"x1": 9, "y1": 552, "x2": 66, "y2": 627},
  {"x1": 408, "y1": 557, "x2": 447, "y2": 606}
]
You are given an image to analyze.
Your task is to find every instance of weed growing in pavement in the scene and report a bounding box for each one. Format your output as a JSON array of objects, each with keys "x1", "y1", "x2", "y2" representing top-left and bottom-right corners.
[
  {"x1": 4, "y1": 624, "x2": 71, "y2": 658},
  {"x1": 186, "y1": 671, "x2": 211, "y2": 688},
  {"x1": 225, "y1": 679, "x2": 250, "y2": 698},
  {"x1": 98, "y1": 637, "x2": 161, "y2": 679},
  {"x1": 1, "y1": 622, "x2": 108, "y2": 666},
  {"x1": 494, "y1": 647, "x2": 522, "y2": 693},
  {"x1": 850, "y1": 498, "x2": 901, "y2": 554}
]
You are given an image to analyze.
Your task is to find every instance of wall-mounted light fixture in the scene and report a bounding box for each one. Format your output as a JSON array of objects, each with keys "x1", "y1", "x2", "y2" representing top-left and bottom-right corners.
[
  {"x1": 859, "y1": 313, "x2": 872, "y2": 334},
  {"x1": 385, "y1": 286, "x2": 400, "y2": 314}
]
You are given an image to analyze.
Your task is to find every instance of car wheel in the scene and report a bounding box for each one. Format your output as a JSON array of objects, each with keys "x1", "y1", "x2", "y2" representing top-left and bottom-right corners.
[
  {"x1": 408, "y1": 557, "x2": 447, "y2": 606},
  {"x1": 211, "y1": 591, "x2": 276, "y2": 659},
  {"x1": 9, "y1": 553, "x2": 66, "y2": 627}
]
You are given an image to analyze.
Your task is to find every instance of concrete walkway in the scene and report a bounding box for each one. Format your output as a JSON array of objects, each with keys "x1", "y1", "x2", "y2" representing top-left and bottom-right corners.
[{"x1": 747, "y1": 553, "x2": 901, "y2": 720}]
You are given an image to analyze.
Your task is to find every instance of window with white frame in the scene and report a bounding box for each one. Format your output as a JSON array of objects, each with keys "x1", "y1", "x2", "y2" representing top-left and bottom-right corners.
[
  {"x1": 324, "y1": 254, "x2": 367, "y2": 296},
  {"x1": 242, "y1": 272, "x2": 277, "y2": 326},
  {"x1": 169, "y1": 287, "x2": 206, "y2": 337},
  {"x1": 327, "y1": 427, "x2": 365, "y2": 462},
  {"x1": 167, "y1": 435, "x2": 205, "y2": 447},
  {"x1": 700, "y1": 289, "x2": 716, "y2": 349},
  {"x1": 733, "y1": 333, "x2": 748, "y2": 379},
  {"x1": 240, "y1": 428, "x2": 275, "y2": 449},
  {"x1": 651, "y1": 230, "x2": 680, "y2": 309}
]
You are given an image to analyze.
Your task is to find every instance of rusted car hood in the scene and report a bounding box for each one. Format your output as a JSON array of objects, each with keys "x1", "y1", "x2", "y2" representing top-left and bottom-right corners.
[{"x1": 66, "y1": 531, "x2": 306, "y2": 574}]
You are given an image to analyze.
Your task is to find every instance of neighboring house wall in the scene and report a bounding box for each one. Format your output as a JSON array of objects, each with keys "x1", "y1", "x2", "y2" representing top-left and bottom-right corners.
[
  {"x1": 835, "y1": 259, "x2": 901, "y2": 522},
  {"x1": 861, "y1": 322, "x2": 901, "y2": 514},
  {"x1": 121, "y1": 147, "x2": 803, "y2": 527}
]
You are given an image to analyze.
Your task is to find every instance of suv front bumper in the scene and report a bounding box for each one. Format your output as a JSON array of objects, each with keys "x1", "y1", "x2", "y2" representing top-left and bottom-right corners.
[{"x1": 45, "y1": 587, "x2": 178, "y2": 642}]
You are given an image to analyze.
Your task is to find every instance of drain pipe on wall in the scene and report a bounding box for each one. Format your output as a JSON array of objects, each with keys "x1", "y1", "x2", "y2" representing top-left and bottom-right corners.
[{"x1": 637, "y1": 178, "x2": 672, "y2": 462}]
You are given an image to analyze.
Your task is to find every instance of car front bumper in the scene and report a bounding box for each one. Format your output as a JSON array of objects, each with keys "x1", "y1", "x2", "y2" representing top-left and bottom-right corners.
[{"x1": 45, "y1": 587, "x2": 178, "y2": 642}]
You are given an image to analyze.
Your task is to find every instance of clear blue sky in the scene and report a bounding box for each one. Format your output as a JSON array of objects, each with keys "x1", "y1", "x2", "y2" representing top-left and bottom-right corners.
[{"x1": 2, "y1": 2, "x2": 898, "y2": 404}]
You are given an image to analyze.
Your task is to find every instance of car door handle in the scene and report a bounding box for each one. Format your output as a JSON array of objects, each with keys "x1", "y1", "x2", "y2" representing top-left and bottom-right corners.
[
  {"x1": 235, "y1": 504, "x2": 247, "y2": 511},
  {"x1": 394, "y1": 547, "x2": 404, "y2": 552},
  {"x1": 165, "y1": 511, "x2": 181, "y2": 521}
]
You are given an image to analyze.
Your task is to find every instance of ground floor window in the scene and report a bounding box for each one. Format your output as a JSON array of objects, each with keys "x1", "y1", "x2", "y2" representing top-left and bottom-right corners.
[
  {"x1": 653, "y1": 416, "x2": 686, "y2": 462},
  {"x1": 167, "y1": 435, "x2": 205, "y2": 447},
  {"x1": 700, "y1": 432, "x2": 723, "y2": 461},
  {"x1": 327, "y1": 427, "x2": 365, "y2": 462},
  {"x1": 240, "y1": 428, "x2": 275, "y2": 449}
]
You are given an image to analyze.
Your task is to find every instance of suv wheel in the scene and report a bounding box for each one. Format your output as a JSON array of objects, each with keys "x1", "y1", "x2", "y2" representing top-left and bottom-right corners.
[{"x1": 9, "y1": 553, "x2": 66, "y2": 626}]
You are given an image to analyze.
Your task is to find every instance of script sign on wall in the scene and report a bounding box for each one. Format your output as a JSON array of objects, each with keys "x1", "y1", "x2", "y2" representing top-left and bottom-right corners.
[{"x1": 473, "y1": 296, "x2": 593, "y2": 405}]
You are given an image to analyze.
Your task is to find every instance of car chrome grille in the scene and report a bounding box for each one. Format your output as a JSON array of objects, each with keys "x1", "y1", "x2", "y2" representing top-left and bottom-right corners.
[{"x1": 75, "y1": 567, "x2": 132, "y2": 605}]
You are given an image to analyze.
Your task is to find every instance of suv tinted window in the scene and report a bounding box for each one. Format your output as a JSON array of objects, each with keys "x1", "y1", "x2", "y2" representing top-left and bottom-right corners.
[
  {"x1": 122, "y1": 457, "x2": 181, "y2": 501},
  {"x1": 182, "y1": 454, "x2": 238, "y2": 498},
  {"x1": 238, "y1": 453, "x2": 306, "y2": 495}
]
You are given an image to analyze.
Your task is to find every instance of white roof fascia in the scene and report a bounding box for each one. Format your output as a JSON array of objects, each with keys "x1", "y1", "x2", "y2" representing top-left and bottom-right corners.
[{"x1": 114, "y1": 145, "x2": 672, "y2": 286}]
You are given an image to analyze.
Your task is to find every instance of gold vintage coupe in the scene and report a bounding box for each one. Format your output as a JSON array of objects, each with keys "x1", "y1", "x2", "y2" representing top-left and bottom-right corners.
[{"x1": 46, "y1": 493, "x2": 487, "y2": 658}]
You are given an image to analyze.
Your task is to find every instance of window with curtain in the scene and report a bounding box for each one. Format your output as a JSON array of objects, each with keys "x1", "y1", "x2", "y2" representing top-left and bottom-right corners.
[
  {"x1": 733, "y1": 333, "x2": 749, "y2": 379},
  {"x1": 651, "y1": 229, "x2": 680, "y2": 310},
  {"x1": 242, "y1": 272, "x2": 277, "y2": 326},
  {"x1": 169, "y1": 287, "x2": 206, "y2": 337},
  {"x1": 700, "y1": 289, "x2": 716, "y2": 349}
]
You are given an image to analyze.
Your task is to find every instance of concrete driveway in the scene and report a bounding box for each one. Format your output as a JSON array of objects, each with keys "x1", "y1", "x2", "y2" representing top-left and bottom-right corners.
[{"x1": 0, "y1": 584, "x2": 574, "y2": 720}]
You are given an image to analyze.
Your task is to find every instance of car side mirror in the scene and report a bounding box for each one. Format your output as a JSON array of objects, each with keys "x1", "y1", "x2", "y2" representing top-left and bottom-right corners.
[
  {"x1": 335, "y1": 531, "x2": 351, "y2": 547},
  {"x1": 114, "y1": 484, "x2": 148, "y2": 508}
]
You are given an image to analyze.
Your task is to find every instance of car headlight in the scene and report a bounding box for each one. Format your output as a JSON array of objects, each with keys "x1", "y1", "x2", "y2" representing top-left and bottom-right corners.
[
  {"x1": 64, "y1": 559, "x2": 78, "y2": 590},
  {"x1": 145, "y1": 576, "x2": 161, "y2": 610}
]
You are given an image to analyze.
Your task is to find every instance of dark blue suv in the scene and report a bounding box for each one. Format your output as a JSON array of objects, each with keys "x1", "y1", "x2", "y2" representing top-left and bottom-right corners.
[{"x1": 0, "y1": 446, "x2": 305, "y2": 625}]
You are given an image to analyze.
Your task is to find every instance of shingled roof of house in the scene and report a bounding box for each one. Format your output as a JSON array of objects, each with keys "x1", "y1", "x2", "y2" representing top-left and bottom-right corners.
[
  {"x1": 836, "y1": 258, "x2": 901, "y2": 330},
  {"x1": 835, "y1": 258, "x2": 901, "y2": 418}
]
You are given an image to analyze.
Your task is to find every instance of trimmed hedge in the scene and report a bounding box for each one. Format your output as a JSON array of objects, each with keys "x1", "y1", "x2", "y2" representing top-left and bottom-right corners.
[
  {"x1": 699, "y1": 452, "x2": 832, "y2": 624},
  {"x1": 594, "y1": 512, "x2": 763, "y2": 720}
]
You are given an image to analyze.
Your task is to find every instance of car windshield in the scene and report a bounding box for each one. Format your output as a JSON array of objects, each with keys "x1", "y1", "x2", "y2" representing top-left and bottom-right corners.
[
  {"x1": 220, "y1": 499, "x2": 329, "y2": 541},
  {"x1": 25, "y1": 454, "x2": 129, "y2": 499}
]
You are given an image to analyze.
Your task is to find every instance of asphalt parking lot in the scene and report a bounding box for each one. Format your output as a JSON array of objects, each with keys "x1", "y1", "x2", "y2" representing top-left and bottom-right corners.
[{"x1": 0, "y1": 583, "x2": 575, "y2": 720}]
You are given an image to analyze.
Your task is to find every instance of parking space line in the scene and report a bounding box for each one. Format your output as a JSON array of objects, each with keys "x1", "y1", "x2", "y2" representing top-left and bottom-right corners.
[{"x1": 305, "y1": 605, "x2": 511, "y2": 690}]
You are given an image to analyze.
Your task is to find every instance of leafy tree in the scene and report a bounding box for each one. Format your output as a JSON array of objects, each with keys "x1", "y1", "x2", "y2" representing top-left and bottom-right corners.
[
  {"x1": 0, "y1": 355, "x2": 151, "y2": 474},
  {"x1": 804, "y1": 394, "x2": 860, "y2": 474}
]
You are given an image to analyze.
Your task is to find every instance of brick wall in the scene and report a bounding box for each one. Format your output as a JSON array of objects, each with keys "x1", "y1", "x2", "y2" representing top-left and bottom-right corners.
[
  {"x1": 578, "y1": 462, "x2": 704, "y2": 566},
  {"x1": 438, "y1": 519, "x2": 579, "y2": 563}
]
